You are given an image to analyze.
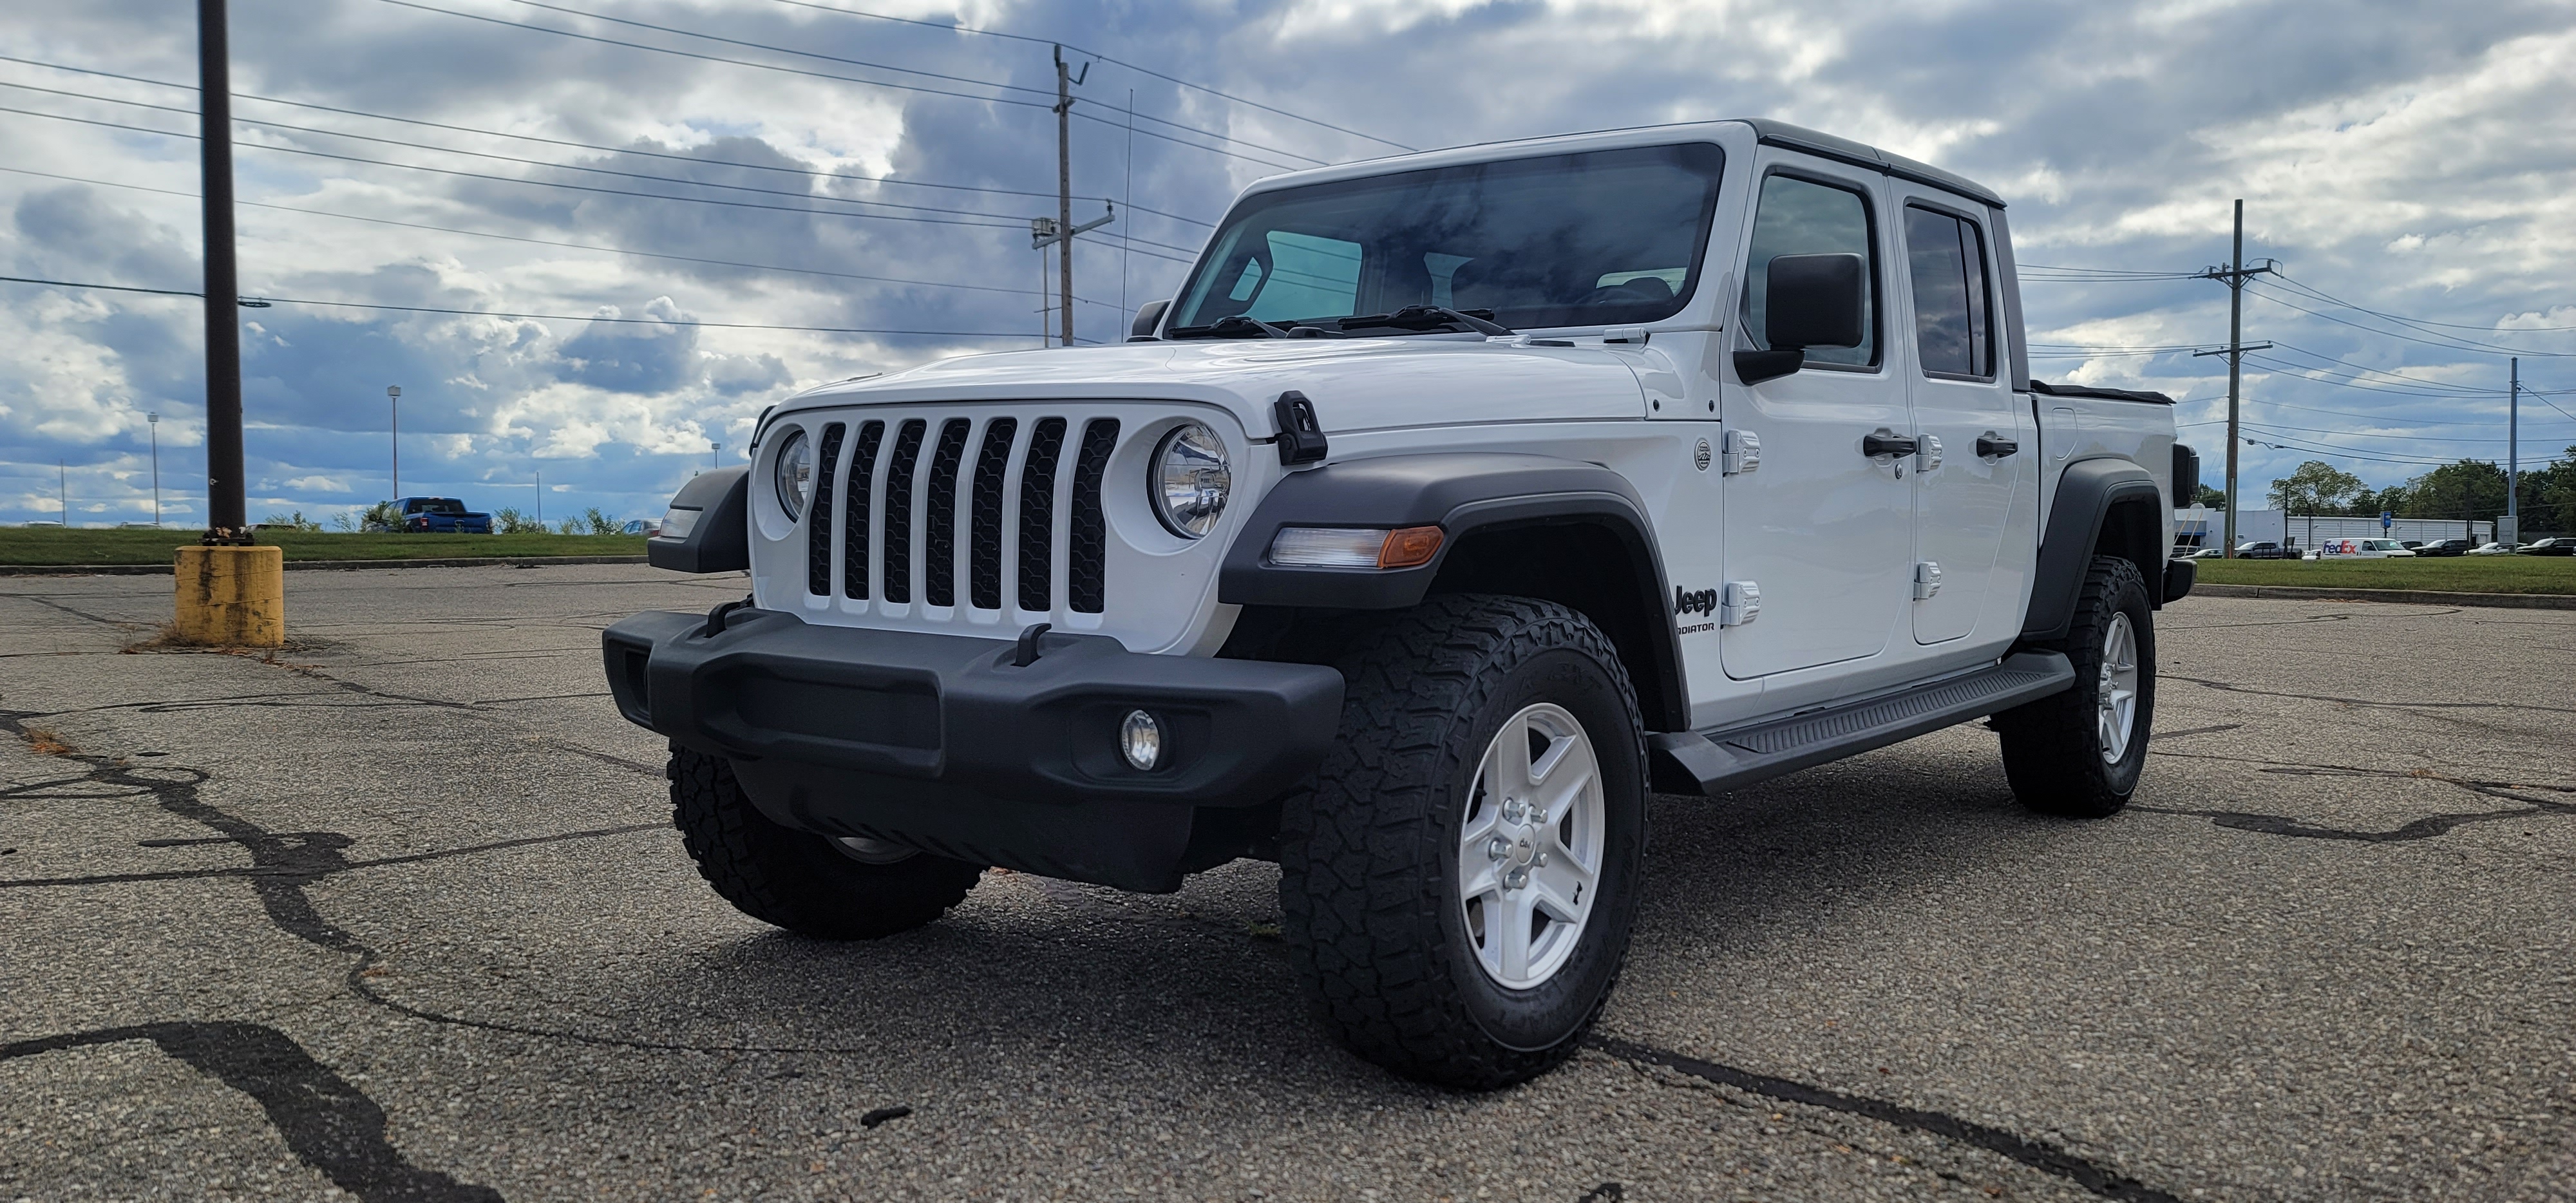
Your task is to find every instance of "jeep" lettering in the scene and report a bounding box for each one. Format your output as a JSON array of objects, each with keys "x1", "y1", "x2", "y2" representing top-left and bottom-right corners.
[{"x1": 1672, "y1": 585, "x2": 1718, "y2": 618}]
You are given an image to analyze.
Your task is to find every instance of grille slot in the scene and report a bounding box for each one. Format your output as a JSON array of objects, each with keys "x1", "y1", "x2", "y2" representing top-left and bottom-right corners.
[
  {"x1": 841, "y1": 420, "x2": 884, "y2": 600},
  {"x1": 1068, "y1": 417, "x2": 1119, "y2": 614},
  {"x1": 1016, "y1": 417, "x2": 1067, "y2": 611},
  {"x1": 922, "y1": 419, "x2": 971, "y2": 608},
  {"x1": 880, "y1": 419, "x2": 928, "y2": 605},
  {"x1": 969, "y1": 418, "x2": 1018, "y2": 611},
  {"x1": 805, "y1": 422, "x2": 846, "y2": 596}
]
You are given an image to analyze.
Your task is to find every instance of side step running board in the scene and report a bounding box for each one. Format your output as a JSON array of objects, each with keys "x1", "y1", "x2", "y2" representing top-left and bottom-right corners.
[{"x1": 1647, "y1": 652, "x2": 2074, "y2": 796}]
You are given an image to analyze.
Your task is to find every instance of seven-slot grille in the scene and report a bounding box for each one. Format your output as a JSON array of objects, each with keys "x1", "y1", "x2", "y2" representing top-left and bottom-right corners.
[{"x1": 798, "y1": 413, "x2": 1119, "y2": 614}]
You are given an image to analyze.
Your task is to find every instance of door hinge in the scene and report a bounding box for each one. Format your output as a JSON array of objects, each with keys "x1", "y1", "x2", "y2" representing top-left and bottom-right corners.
[
  {"x1": 1721, "y1": 428, "x2": 1761, "y2": 475},
  {"x1": 1913, "y1": 562, "x2": 1942, "y2": 600},
  {"x1": 1721, "y1": 580, "x2": 1761, "y2": 627},
  {"x1": 1917, "y1": 433, "x2": 1942, "y2": 473}
]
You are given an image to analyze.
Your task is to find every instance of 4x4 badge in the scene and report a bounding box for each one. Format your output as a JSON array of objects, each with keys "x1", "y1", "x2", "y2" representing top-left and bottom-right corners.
[{"x1": 1693, "y1": 438, "x2": 1712, "y2": 471}]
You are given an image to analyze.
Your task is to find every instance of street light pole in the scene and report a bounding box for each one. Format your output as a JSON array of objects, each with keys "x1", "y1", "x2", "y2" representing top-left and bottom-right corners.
[
  {"x1": 387, "y1": 384, "x2": 401, "y2": 504},
  {"x1": 147, "y1": 412, "x2": 161, "y2": 526}
]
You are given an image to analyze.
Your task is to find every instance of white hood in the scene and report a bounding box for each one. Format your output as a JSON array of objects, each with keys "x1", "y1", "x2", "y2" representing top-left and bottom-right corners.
[{"x1": 773, "y1": 337, "x2": 1652, "y2": 437}]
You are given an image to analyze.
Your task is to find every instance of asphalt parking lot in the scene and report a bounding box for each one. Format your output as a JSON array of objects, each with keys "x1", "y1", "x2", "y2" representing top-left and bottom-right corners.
[{"x1": 3, "y1": 565, "x2": 2571, "y2": 1202}]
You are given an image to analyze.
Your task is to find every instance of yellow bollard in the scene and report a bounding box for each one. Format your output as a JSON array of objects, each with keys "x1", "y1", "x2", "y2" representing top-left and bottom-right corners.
[{"x1": 173, "y1": 544, "x2": 286, "y2": 647}]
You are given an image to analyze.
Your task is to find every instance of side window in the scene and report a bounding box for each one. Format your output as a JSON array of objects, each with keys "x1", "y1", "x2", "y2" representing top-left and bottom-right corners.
[
  {"x1": 1242, "y1": 231, "x2": 1361, "y2": 321},
  {"x1": 1903, "y1": 205, "x2": 1993, "y2": 378},
  {"x1": 1741, "y1": 173, "x2": 1877, "y2": 368}
]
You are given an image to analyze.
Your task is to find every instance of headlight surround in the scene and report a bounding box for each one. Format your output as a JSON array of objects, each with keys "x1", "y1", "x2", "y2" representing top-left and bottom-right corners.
[
  {"x1": 773, "y1": 428, "x2": 813, "y2": 521},
  {"x1": 1150, "y1": 421, "x2": 1231, "y2": 538}
]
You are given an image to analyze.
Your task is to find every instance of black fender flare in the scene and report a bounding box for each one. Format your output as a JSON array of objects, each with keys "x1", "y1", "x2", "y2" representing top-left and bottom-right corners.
[
  {"x1": 2022, "y1": 456, "x2": 2162, "y2": 643},
  {"x1": 646, "y1": 465, "x2": 750, "y2": 573},
  {"x1": 1218, "y1": 452, "x2": 1687, "y2": 730}
]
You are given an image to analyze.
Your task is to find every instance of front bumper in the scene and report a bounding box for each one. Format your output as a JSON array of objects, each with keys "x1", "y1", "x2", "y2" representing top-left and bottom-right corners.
[{"x1": 601, "y1": 608, "x2": 1343, "y2": 891}]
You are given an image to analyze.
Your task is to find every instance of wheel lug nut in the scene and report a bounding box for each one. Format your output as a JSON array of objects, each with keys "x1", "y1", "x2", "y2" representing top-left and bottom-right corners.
[
  {"x1": 1486, "y1": 836, "x2": 1510, "y2": 861},
  {"x1": 1535, "y1": 851, "x2": 1549, "y2": 867}
]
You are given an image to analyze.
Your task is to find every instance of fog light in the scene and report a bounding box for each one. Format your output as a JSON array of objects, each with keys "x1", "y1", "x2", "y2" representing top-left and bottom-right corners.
[{"x1": 1120, "y1": 709, "x2": 1162, "y2": 771}]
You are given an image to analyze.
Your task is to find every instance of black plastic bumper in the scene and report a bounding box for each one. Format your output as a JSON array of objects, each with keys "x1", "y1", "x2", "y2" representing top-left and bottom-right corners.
[
  {"x1": 601, "y1": 608, "x2": 1343, "y2": 891},
  {"x1": 2163, "y1": 557, "x2": 2196, "y2": 603}
]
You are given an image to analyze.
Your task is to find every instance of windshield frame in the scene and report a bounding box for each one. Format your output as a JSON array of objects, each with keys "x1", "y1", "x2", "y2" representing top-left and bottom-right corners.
[{"x1": 1166, "y1": 140, "x2": 1728, "y2": 336}]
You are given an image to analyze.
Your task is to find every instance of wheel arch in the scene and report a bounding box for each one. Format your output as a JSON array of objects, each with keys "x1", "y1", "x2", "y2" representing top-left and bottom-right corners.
[
  {"x1": 2023, "y1": 456, "x2": 2164, "y2": 644},
  {"x1": 1218, "y1": 453, "x2": 1689, "y2": 732}
]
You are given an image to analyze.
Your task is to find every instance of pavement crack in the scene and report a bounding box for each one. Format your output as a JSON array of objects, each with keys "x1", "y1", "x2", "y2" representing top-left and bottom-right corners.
[
  {"x1": 2164, "y1": 674, "x2": 2576, "y2": 715},
  {"x1": 0, "y1": 1021, "x2": 504, "y2": 1202},
  {"x1": 2138, "y1": 756, "x2": 2576, "y2": 842},
  {"x1": 1586, "y1": 1035, "x2": 2182, "y2": 1203}
]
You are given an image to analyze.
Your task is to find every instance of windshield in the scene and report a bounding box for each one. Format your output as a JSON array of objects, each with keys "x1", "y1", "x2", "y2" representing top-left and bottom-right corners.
[
  {"x1": 1168, "y1": 143, "x2": 1727, "y2": 334},
  {"x1": 408, "y1": 498, "x2": 465, "y2": 515}
]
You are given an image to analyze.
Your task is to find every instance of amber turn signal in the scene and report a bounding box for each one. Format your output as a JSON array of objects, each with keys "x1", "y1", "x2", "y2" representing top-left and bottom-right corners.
[{"x1": 1378, "y1": 526, "x2": 1444, "y2": 569}]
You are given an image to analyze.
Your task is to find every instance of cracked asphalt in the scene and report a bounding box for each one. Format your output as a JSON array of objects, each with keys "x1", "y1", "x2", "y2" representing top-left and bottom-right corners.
[{"x1": 3, "y1": 564, "x2": 2573, "y2": 1202}]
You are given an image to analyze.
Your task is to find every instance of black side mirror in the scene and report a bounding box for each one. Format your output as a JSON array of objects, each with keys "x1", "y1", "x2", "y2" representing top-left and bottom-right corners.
[
  {"x1": 1735, "y1": 253, "x2": 1866, "y2": 385},
  {"x1": 1129, "y1": 299, "x2": 1171, "y2": 341}
]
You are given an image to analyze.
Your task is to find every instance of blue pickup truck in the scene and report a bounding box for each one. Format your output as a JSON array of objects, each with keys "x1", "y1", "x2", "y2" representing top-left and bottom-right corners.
[{"x1": 393, "y1": 497, "x2": 493, "y2": 534}]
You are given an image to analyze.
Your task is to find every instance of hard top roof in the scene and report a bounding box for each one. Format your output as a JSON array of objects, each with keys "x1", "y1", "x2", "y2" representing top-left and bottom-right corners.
[{"x1": 1240, "y1": 118, "x2": 2004, "y2": 210}]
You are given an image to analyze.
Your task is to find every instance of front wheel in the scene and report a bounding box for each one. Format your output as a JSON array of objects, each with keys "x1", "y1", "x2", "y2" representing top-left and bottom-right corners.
[
  {"x1": 1995, "y1": 556, "x2": 2155, "y2": 817},
  {"x1": 1279, "y1": 594, "x2": 1648, "y2": 1089},
  {"x1": 668, "y1": 744, "x2": 983, "y2": 939}
]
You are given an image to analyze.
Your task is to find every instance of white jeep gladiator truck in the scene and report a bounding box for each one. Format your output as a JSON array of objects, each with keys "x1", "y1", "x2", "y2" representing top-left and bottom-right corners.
[{"x1": 604, "y1": 119, "x2": 2199, "y2": 1088}]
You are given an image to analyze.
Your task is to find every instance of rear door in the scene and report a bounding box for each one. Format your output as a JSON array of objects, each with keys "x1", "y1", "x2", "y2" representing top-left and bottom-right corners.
[
  {"x1": 1893, "y1": 193, "x2": 2023, "y2": 645},
  {"x1": 1719, "y1": 158, "x2": 1913, "y2": 679}
]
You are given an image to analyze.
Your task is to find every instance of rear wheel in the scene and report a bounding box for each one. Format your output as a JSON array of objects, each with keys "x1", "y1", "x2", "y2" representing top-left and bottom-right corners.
[
  {"x1": 668, "y1": 744, "x2": 983, "y2": 939},
  {"x1": 1278, "y1": 594, "x2": 1648, "y2": 1089},
  {"x1": 1996, "y1": 556, "x2": 2155, "y2": 817}
]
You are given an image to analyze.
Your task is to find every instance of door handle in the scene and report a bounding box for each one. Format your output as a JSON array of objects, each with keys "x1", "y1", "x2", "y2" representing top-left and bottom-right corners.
[
  {"x1": 1861, "y1": 429, "x2": 1918, "y2": 459},
  {"x1": 1976, "y1": 431, "x2": 2020, "y2": 459}
]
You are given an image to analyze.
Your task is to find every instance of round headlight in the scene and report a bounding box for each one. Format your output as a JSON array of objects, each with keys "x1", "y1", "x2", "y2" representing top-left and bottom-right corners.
[
  {"x1": 773, "y1": 428, "x2": 813, "y2": 521},
  {"x1": 1151, "y1": 421, "x2": 1231, "y2": 538}
]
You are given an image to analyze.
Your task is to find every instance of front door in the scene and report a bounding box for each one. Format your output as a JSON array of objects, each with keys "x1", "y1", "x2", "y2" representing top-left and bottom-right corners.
[
  {"x1": 1895, "y1": 194, "x2": 2023, "y2": 645},
  {"x1": 1720, "y1": 160, "x2": 1914, "y2": 680}
]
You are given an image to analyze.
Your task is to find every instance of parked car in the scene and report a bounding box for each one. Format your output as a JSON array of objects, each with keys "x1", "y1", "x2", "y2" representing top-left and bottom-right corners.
[
  {"x1": 2398, "y1": 540, "x2": 2423, "y2": 549},
  {"x1": 2413, "y1": 538, "x2": 2476, "y2": 558},
  {"x1": 2517, "y1": 537, "x2": 2576, "y2": 556},
  {"x1": 2185, "y1": 547, "x2": 2226, "y2": 559},
  {"x1": 2467, "y1": 542, "x2": 2522, "y2": 556},
  {"x1": 620, "y1": 518, "x2": 662, "y2": 536},
  {"x1": 395, "y1": 497, "x2": 493, "y2": 533},
  {"x1": 2316, "y1": 538, "x2": 2414, "y2": 558},
  {"x1": 2235, "y1": 541, "x2": 2301, "y2": 560},
  {"x1": 607, "y1": 118, "x2": 2196, "y2": 1090}
]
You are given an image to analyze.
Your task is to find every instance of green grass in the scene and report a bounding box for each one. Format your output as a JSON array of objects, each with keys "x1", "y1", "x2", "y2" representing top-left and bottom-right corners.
[
  {"x1": 2195, "y1": 554, "x2": 2576, "y2": 594},
  {"x1": 0, "y1": 527, "x2": 648, "y2": 566}
]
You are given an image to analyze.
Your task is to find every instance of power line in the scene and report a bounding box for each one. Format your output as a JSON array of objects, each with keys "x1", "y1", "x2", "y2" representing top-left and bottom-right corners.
[
  {"x1": 758, "y1": 0, "x2": 1416, "y2": 153},
  {"x1": 506, "y1": 0, "x2": 1329, "y2": 166},
  {"x1": 370, "y1": 0, "x2": 1311, "y2": 171},
  {"x1": 0, "y1": 163, "x2": 1139, "y2": 308},
  {"x1": 0, "y1": 273, "x2": 1037, "y2": 337},
  {"x1": 2269, "y1": 270, "x2": 2576, "y2": 334},
  {"x1": 2248, "y1": 282, "x2": 2576, "y2": 357},
  {"x1": 0, "y1": 52, "x2": 1218, "y2": 227},
  {"x1": 0, "y1": 104, "x2": 1041, "y2": 229}
]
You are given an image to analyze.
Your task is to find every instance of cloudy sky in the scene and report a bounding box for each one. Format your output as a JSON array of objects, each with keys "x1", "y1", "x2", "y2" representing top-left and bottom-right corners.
[{"x1": 5, "y1": 0, "x2": 2574, "y2": 528}]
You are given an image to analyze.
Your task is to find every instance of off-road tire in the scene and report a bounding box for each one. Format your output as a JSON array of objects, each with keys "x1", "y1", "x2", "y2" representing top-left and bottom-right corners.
[
  {"x1": 1278, "y1": 594, "x2": 1649, "y2": 1090},
  {"x1": 1995, "y1": 556, "x2": 2155, "y2": 818},
  {"x1": 668, "y1": 744, "x2": 983, "y2": 939}
]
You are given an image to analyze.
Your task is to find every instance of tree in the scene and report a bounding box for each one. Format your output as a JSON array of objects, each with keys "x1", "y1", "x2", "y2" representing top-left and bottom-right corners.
[
  {"x1": 2398, "y1": 460, "x2": 2508, "y2": 523},
  {"x1": 2268, "y1": 460, "x2": 2365, "y2": 515},
  {"x1": 2518, "y1": 446, "x2": 2576, "y2": 535},
  {"x1": 2193, "y1": 484, "x2": 2227, "y2": 509}
]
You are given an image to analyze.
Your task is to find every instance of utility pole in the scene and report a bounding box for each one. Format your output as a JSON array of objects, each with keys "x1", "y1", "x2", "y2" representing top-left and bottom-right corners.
[
  {"x1": 1054, "y1": 46, "x2": 1080, "y2": 348},
  {"x1": 535, "y1": 468, "x2": 542, "y2": 528},
  {"x1": 388, "y1": 384, "x2": 401, "y2": 501},
  {"x1": 147, "y1": 412, "x2": 162, "y2": 526},
  {"x1": 2506, "y1": 357, "x2": 2520, "y2": 545},
  {"x1": 199, "y1": 0, "x2": 245, "y2": 540},
  {"x1": 712, "y1": 440, "x2": 722, "y2": 472},
  {"x1": 59, "y1": 460, "x2": 68, "y2": 525},
  {"x1": 2192, "y1": 200, "x2": 2277, "y2": 558}
]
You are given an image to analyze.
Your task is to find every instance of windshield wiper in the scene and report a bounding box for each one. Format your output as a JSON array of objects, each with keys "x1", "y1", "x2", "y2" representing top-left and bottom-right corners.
[
  {"x1": 1167, "y1": 315, "x2": 1294, "y2": 340},
  {"x1": 1336, "y1": 305, "x2": 1514, "y2": 337}
]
